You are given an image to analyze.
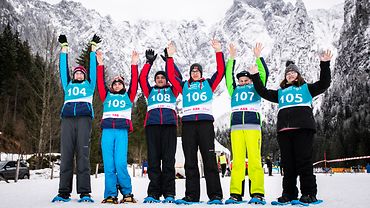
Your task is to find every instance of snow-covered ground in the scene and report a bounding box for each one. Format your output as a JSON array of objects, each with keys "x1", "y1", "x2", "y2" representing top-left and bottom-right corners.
[{"x1": 0, "y1": 172, "x2": 369, "y2": 207}]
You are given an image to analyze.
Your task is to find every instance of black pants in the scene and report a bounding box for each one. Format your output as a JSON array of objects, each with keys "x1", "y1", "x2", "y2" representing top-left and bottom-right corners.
[
  {"x1": 182, "y1": 121, "x2": 223, "y2": 201},
  {"x1": 221, "y1": 164, "x2": 227, "y2": 177},
  {"x1": 59, "y1": 117, "x2": 92, "y2": 194},
  {"x1": 277, "y1": 129, "x2": 317, "y2": 199},
  {"x1": 146, "y1": 125, "x2": 177, "y2": 198},
  {"x1": 268, "y1": 166, "x2": 273, "y2": 176}
]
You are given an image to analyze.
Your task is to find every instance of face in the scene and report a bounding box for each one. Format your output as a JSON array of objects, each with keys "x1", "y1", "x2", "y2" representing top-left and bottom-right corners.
[
  {"x1": 285, "y1": 71, "x2": 298, "y2": 83},
  {"x1": 155, "y1": 74, "x2": 167, "y2": 87},
  {"x1": 73, "y1": 71, "x2": 85, "y2": 81},
  {"x1": 112, "y1": 82, "x2": 124, "y2": 92},
  {"x1": 238, "y1": 76, "x2": 252, "y2": 86},
  {"x1": 191, "y1": 66, "x2": 201, "y2": 81}
]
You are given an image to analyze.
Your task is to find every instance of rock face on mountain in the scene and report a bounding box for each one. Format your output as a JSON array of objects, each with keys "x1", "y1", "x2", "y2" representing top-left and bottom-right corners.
[{"x1": 317, "y1": 0, "x2": 370, "y2": 159}]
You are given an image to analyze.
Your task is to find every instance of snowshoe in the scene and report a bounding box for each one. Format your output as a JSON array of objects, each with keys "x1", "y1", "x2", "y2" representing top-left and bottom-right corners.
[
  {"x1": 143, "y1": 196, "x2": 161, "y2": 203},
  {"x1": 162, "y1": 196, "x2": 176, "y2": 203},
  {"x1": 248, "y1": 195, "x2": 266, "y2": 205},
  {"x1": 271, "y1": 201, "x2": 291, "y2": 206},
  {"x1": 175, "y1": 196, "x2": 202, "y2": 205},
  {"x1": 120, "y1": 194, "x2": 137, "y2": 203},
  {"x1": 51, "y1": 193, "x2": 71, "y2": 203},
  {"x1": 291, "y1": 196, "x2": 323, "y2": 206},
  {"x1": 101, "y1": 196, "x2": 118, "y2": 204},
  {"x1": 78, "y1": 193, "x2": 94, "y2": 203},
  {"x1": 207, "y1": 196, "x2": 223, "y2": 205}
]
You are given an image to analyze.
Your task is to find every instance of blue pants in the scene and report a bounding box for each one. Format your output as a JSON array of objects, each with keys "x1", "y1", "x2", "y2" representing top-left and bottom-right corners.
[{"x1": 101, "y1": 128, "x2": 132, "y2": 198}]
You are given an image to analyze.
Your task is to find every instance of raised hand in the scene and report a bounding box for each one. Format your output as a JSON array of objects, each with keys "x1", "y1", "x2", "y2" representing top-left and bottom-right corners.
[
  {"x1": 90, "y1": 34, "x2": 101, "y2": 52},
  {"x1": 229, "y1": 43, "x2": 237, "y2": 59},
  {"x1": 253, "y1": 42, "x2": 263, "y2": 58},
  {"x1": 160, "y1": 48, "x2": 169, "y2": 61},
  {"x1": 131, "y1": 50, "x2": 139, "y2": 65},
  {"x1": 166, "y1": 41, "x2": 176, "y2": 58},
  {"x1": 320, "y1": 49, "x2": 333, "y2": 62},
  {"x1": 58, "y1": 35, "x2": 67, "y2": 44},
  {"x1": 211, "y1": 39, "x2": 221, "y2": 52},
  {"x1": 145, "y1": 49, "x2": 157, "y2": 65},
  {"x1": 248, "y1": 65, "x2": 258, "y2": 75},
  {"x1": 91, "y1": 34, "x2": 102, "y2": 45},
  {"x1": 96, "y1": 49, "x2": 103, "y2": 65}
]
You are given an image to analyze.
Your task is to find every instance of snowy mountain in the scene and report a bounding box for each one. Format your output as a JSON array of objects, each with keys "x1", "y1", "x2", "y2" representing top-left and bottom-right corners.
[
  {"x1": 316, "y1": 0, "x2": 370, "y2": 158},
  {"x1": 0, "y1": 0, "x2": 344, "y2": 128}
]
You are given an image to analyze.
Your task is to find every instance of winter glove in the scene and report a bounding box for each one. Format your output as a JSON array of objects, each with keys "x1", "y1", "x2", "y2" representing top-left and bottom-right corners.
[
  {"x1": 90, "y1": 34, "x2": 101, "y2": 46},
  {"x1": 58, "y1": 35, "x2": 68, "y2": 47},
  {"x1": 145, "y1": 49, "x2": 157, "y2": 65},
  {"x1": 160, "y1": 48, "x2": 169, "y2": 61}
]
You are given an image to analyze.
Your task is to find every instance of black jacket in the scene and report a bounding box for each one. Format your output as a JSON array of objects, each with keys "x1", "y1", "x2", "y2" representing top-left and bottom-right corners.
[{"x1": 250, "y1": 61, "x2": 331, "y2": 131}]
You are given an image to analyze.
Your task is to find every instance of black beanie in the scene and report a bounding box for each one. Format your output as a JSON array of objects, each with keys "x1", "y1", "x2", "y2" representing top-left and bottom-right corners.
[
  {"x1": 111, "y1": 76, "x2": 125, "y2": 89},
  {"x1": 285, "y1": 60, "x2": 300, "y2": 75},
  {"x1": 236, "y1": 70, "x2": 251, "y2": 79},
  {"x1": 189, "y1": 63, "x2": 203, "y2": 77},
  {"x1": 154, "y1": 71, "x2": 167, "y2": 82}
]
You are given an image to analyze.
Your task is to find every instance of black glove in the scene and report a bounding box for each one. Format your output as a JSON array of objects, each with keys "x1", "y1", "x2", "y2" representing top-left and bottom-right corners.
[
  {"x1": 160, "y1": 48, "x2": 168, "y2": 61},
  {"x1": 90, "y1": 34, "x2": 101, "y2": 46},
  {"x1": 145, "y1": 49, "x2": 157, "y2": 65},
  {"x1": 58, "y1": 35, "x2": 68, "y2": 47}
]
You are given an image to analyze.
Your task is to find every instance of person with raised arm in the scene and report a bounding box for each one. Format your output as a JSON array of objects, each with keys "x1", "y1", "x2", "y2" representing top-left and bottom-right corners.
[
  {"x1": 224, "y1": 43, "x2": 269, "y2": 205},
  {"x1": 166, "y1": 40, "x2": 225, "y2": 205},
  {"x1": 96, "y1": 49, "x2": 139, "y2": 204},
  {"x1": 52, "y1": 34, "x2": 100, "y2": 203},
  {"x1": 139, "y1": 48, "x2": 181, "y2": 203},
  {"x1": 248, "y1": 50, "x2": 332, "y2": 206}
]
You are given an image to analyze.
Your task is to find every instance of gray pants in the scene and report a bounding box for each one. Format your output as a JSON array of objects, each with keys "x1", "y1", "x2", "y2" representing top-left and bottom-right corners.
[{"x1": 59, "y1": 117, "x2": 92, "y2": 194}]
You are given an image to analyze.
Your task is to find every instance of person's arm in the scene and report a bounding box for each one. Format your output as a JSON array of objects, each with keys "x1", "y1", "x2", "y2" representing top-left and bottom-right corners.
[
  {"x1": 253, "y1": 43, "x2": 269, "y2": 86},
  {"x1": 225, "y1": 43, "x2": 236, "y2": 96},
  {"x1": 256, "y1": 57, "x2": 269, "y2": 86},
  {"x1": 166, "y1": 42, "x2": 183, "y2": 93},
  {"x1": 89, "y1": 51, "x2": 97, "y2": 89},
  {"x1": 308, "y1": 50, "x2": 333, "y2": 97},
  {"x1": 208, "y1": 39, "x2": 225, "y2": 92},
  {"x1": 58, "y1": 35, "x2": 70, "y2": 91},
  {"x1": 96, "y1": 50, "x2": 108, "y2": 102},
  {"x1": 249, "y1": 65, "x2": 279, "y2": 103},
  {"x1": 89, "y1": 34, "x2": 101, "y2": 89},
  {"x1": 139, "y1": 63, "x2": 152, "y2": 98},
  {"x1": 128, "y1": 51, "x2": 139, "y2": 103}
]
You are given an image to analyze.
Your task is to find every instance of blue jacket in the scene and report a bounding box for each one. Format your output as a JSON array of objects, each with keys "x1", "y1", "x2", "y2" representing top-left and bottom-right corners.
[
  {"x1": 139, "y1": 63, "x2": 179, "y2": 126},
  {"x1": 59, "y1": 52, "x2": 96, "y2": 118}
]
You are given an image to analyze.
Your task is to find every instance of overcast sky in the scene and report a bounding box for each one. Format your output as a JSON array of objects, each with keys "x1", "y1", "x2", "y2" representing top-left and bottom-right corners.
[{"x1": 41, "y1": 0, "x2": 344, "y2": 25}]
